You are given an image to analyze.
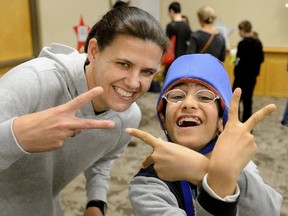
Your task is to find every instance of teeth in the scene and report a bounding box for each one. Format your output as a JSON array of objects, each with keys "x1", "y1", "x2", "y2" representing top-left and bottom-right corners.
[
  {"x1": 178, "y1": 117, "x2": 201, "y2": 126},
  {"x1": 114, "y1": 87, "x2": 133, "y2": 97}
]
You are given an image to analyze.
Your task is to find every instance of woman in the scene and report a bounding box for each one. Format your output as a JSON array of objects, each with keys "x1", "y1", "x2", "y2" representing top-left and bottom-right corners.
[
  {"x1": 186, "y1": 6, "x2": 226, "y2": 61},
  {"x1": 0, "y1": 6, "x2": 168, "y2": 216},
  {"x1": 126, "y1": 54, "x2": 282, "y2": 215}
]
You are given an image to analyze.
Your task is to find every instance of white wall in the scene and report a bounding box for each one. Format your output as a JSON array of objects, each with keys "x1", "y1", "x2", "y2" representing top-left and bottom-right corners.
[
  {"x1": 38, "y1": 0, "x2": 288, "y2": 49},
  {"x1": 130, "y1": 0, "x2": 160, "y2": 21},
  {"x1": 37, "y1": 0, "x2": 161, "y2": 49},
  {"x1": 38, "y1": 0, "x2": 109, "y2": 48}
]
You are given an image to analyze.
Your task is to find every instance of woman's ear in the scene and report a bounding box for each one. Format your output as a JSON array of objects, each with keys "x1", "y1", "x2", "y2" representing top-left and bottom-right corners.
[{"x1": 87, "y1": 38, "x2": 99, "y2": 61}]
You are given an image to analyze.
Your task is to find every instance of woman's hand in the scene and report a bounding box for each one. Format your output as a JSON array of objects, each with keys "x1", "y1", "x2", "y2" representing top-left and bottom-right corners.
[{"x1": 13, "y1": 87, "x2": 115, "y2": 153}]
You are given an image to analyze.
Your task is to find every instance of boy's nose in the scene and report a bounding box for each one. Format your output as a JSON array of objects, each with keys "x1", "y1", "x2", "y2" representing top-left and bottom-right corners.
[{"x1": 181, "y1": 94, "x2": 199, "y2": 110}]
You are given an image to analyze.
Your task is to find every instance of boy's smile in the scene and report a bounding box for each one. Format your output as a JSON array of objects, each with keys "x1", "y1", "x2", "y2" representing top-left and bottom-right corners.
[{"x1": 163, "y1": 83, "x2": 222, "y2": 151}]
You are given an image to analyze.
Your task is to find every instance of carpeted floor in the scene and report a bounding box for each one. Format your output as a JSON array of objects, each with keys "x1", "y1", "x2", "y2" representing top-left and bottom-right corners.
[{"x1": 60, "y1": 92, "x2": 288, "y2": 216}]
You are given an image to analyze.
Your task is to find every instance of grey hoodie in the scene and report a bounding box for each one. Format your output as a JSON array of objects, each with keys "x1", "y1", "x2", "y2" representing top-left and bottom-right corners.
[{"x1": 0, "y1": 44, "x2": 141, "y2": 216}]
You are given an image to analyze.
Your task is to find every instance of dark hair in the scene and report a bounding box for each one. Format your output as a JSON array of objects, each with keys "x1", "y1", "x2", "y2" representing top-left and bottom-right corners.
[
  {"x1": 84, "y1": 6, "x2": 168, "y2": 54},
  {"x1": 238, "y1": 20, "x2": 252, "y2": 33},
  {"x1": 169, "y1": 2, "x2": 181, "y2": 13},
  {"x1": 113, "y1": 0, "x2": 129, "y2": 8}
]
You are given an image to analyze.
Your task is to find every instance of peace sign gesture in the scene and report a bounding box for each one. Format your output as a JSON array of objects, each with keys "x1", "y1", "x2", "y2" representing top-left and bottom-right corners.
[
  {"x1": 13, "y1": 87, "x2": 115, "y2": 153},
  {"x1": 126, "y1": 88, "x2": 276, "y2": 187},
  {"x1": 207, "y1": 88, "x2": 276, "y2": 197}
]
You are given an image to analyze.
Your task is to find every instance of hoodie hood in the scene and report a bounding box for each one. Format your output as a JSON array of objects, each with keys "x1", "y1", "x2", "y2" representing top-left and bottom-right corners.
[
  {"x1": 157, "y1": 54, "x2": 232, "y2": 133},
  {"x1": 38, "y1": 43, "x2": 88, "y2": 98}
]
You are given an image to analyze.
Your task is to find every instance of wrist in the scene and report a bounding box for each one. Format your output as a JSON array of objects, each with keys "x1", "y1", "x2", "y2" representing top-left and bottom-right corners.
[
  {"x1": 203, "y1": 174, "x2": 240, "y2": 201},
  {"x1": 207, "y1": 165, "x2": 238, "y2": 198},
  {"x1": 187, "y1": 155, "x2": 210, "y2": 185},
  {"x1": 86, "y1": 200, "x2": 107, "y2": 215}
]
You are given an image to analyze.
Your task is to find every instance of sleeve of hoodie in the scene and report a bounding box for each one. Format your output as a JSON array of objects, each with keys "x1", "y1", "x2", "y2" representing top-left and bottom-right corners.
[
  {"x1": 196, "y1": 161, "x2": 282, "y2": 216},
  {"x1": 129, "y1": 176, "x2": 187, "y2": 216},
  {"x1": 0, "y1": 58, "x2": 69, "y2": 171},
  {"x1": 0, "y1": 65, "x2": 42, "y2": 171},
  {"x1": 236, "y1": 161, "x2": 282, "y2": 215},
  {"x1": 84, "y1": 103, "x2": 141, "y2": 203}
]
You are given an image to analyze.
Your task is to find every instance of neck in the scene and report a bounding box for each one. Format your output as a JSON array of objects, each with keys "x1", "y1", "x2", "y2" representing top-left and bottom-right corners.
[
  {"x1": 173, "y1": 13, "x2": 183, "y2": 21},
  {"x1": 200, "y1": 137, "x2": 218, "y2": 155},
  {"x1": 202, "y1": 24, "x2": 218, "y2": 34}
]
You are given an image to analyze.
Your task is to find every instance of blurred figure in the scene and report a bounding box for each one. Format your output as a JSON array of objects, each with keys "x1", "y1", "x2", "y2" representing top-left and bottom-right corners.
[
  {"x1": 232, "y1": 20, "x2": 264, "y2": 122},
  {"x1": 112, "y1": 0, "x2": 129, "y2": 8},
  {"x1": 281, "y1": 102, "x2": 288, "y2": 127},
  {"x1": 186, "y1": 6, "x2": 226, "y2": 62},
  {"x1": 182, "y1": 15, "x2": 191, "y2": 30},
  {"x1": 163, "y1": 2, "x2": 191, "y2": 78},
  {"x1": 280, "y1": 60, "x2": 288, "y2": 128}
]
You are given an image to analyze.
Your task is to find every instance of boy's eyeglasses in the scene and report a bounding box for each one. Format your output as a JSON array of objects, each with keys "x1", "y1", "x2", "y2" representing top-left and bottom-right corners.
[{"x1": 162, "y1": 89, "x2": 220, "y2": 104}]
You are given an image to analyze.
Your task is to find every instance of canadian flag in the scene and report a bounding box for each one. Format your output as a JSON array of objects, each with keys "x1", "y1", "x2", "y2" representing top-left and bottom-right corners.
[{"x1": 74, "y1": 16, "x2": 90, "y2": 52}]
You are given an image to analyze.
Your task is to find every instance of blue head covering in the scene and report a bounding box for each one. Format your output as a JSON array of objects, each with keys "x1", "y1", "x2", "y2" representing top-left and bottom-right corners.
[{"x1": 157, "y1": 54, "x2": 232, "y2": 138}]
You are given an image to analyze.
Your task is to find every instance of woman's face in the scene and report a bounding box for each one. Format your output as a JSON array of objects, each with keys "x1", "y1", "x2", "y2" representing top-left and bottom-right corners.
[
  {"x1": 162, "y1": 83, "x2": 223, "y2": 152},
  {"x1": 86, "y1": 34, "x2": 163, "y2": 112}
]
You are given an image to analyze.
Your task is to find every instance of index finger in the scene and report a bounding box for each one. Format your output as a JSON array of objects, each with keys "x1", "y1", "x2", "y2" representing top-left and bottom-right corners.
[
  {"x1": 125, "y1": 128, "x2": 160, "y2": 148},
  {"x1": 245, "y1": 104, "x2": 277, "y2": 131},
  {"x1": 227, "y1": 88, "x2": 242, "y2": 124},
  {"x1": 66, "y1": 87, "x2": 104, "y2": 112}
]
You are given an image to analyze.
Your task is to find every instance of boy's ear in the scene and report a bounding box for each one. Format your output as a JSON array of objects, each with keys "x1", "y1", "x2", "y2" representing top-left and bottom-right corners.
[
  {"x1": 160, "y1": 113, "x2": 166, "y2": 129},
  {"x1": 217, "y1": 118, "x2": 224, "y2": 132}
]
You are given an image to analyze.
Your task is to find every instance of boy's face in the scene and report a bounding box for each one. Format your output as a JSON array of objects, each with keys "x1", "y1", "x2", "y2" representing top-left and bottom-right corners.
[
  {"x1": 162, "y1": 82, "x2": 223, "y2": 152},
  {"x1": 86, "y1": 34, "x2": 163, "y2": 112}
]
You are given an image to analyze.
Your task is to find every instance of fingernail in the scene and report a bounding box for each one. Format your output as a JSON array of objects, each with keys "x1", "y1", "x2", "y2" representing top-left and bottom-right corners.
[
  {"x1": 125, "y1": 128, "x2": 132, "y2": 133},
  {"x1": 108, "y1": 121, "x2": 115, "y2": 127}
]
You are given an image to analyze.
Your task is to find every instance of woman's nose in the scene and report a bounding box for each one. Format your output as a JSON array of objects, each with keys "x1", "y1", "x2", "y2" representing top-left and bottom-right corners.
[{"x1": 124, "y1": 71, "x2": 141, "y2": 89}]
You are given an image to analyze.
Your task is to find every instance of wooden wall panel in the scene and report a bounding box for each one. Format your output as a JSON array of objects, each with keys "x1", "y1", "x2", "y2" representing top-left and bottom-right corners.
[
  {"x1": 0, "y1": 0, "x2": 33, "y2": 63},
  {"x1": 223, "y1": 48, "x2": 288, "y2": 97}
]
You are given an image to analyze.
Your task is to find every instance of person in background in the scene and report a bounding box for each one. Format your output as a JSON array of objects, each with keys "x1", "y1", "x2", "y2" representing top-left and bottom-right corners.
[
  {"x1": 280, "y1": 60, "x2": 288, "y2": 128},
  {"x1": 181, "y1": 15, "x2": 192, "y2": 31},
  {"x1": 232, "y1": 20, "x2": 264, "y2": 122},
  {"x1": 281, "y1": 102, "x2": 288, "y2": 127},
  {"x1": 112, "y1": 0, "x2": 129, "y2": 8},
  {"x1": 0, "y1": 6, "x2": 168, "y2": 216},
  {"x1": 163, "y1": 1, "x2": 191, "y2": 78},
  {"x1": 126, "y1": 54, "x2": 282, "y2": 215},
  {"x1": 186, "y1": 6, "x2": 226, "y2": 62}
]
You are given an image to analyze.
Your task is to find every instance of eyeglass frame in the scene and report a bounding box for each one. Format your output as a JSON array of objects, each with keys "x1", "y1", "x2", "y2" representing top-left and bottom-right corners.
[{"x1": 162, "y1": 88, "x2": 220, "y2": 104}]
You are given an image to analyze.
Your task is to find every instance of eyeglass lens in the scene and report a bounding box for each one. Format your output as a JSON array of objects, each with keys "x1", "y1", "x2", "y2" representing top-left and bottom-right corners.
[{"x1": 166, "y1": 89, "x2": 216, "y2": 104}]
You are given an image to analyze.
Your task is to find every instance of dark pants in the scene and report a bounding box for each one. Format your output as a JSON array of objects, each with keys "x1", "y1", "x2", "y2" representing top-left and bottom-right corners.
[
  {"x1": 233, "y1": 77, "x2": 257, "y2": 122},
  {"x1": 281, "y1": 100, "x2": 288, "y2": 126}
]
